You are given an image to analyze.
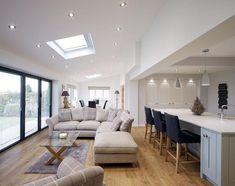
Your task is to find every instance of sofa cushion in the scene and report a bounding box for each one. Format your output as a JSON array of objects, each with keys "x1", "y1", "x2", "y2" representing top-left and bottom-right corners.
[
  {"x1": 96, "y1": 122, "x2": 112, "y2": 134},
  {"x1": 119, "y1": 112, "x2": 134, "y2": 132},
  {"x1": 94, "y1": 132, "x2": 138, "y2": 154},
  {"x1": 84, "y1": 107, "x2": 96, "y2": 120},
  {"x1": 21, "y1": 175, "x2": 57, "y2": 186},
  {"x1": 77, "y1": 120, "x2": 101, "y2": 131},
  {"x1": 110, "y1": 117, "x2": 122, "y2": 131},
  {"x1": 58, "y1": 111, "x2": 72, "y2": 122},
  {"x1": 107, "y1": 108, "x2": 117, "y2": 122},
  {"x1": 71, "y1": 108, "x2": 84, "y2": 121},
  {"x1": 54, "y1": 121, "x2": 79, "y2": 130},
  {"x1": 57, "y1": 157, "x2": 84, "y2": 178},
  {"x1": 96, "y1": 108, "x2": 109, "y2": 122}
]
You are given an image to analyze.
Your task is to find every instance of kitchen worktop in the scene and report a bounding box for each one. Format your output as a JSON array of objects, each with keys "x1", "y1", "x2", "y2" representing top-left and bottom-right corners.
[{"x1": 154, "y1": 108, "x2": 235, "y2": 134}]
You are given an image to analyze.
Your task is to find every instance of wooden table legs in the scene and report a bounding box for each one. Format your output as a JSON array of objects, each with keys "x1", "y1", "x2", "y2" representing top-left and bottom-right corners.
[{"x1": 45, "y1": 146, "x2": 67, "y2": 165}]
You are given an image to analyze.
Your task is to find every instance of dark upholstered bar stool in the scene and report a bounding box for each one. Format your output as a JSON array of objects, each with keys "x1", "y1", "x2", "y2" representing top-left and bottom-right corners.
[
  {"x1": 164, "y1": 113, "x2": 200, "y2": 173},
  {"x1": 152, "y1": 110, "x2": 166, "y2": 155},
  {"x1": 144, "y1": 107, "x2": 155, "y2": 143}
]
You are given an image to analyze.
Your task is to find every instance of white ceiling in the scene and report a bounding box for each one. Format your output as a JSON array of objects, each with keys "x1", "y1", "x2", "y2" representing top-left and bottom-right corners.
[
  {"x1": 134, "y1": 15, "x2": 235, "y2": 80},
  {"x1": 0, "y1": 0, "x2": 164, "y2": 82}
]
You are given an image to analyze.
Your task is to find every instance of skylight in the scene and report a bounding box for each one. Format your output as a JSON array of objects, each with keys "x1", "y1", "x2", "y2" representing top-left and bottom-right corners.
[
  {"x1": 46, "y1": 33, "x2": 95, "y2": 59},
  {"x1": 55, "y1": 35, "x2": 88, "y2": 52}
]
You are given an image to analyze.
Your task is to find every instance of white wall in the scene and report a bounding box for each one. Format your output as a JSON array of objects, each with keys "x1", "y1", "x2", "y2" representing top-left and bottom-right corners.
[
  {"x1": 128, "y1": 0, "x2": 235, "y2": 79},
  {"x1": 78, "y1": 75, "x2": 121, "y2": 108},
  {"x1": 208, "y1": 70, "x2": 235, "y2": 116}
]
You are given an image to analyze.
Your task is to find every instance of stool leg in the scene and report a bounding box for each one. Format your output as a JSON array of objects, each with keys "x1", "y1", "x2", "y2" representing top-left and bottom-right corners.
[
  {"x1": 159, "y1": 132, "x2": 163, "y2": 155},
  {"x1": 149, "y1": 124, "x2": 153, "y2": 143},
  {"x1": 165, "y1": 137, "x2": 170, "y2": 162},
  {"x1": 176, "y1": 143, "x2": 181, "y2": 173},
  {"x1": 153, "y1": 132, "x2": 157, "y2": 148},
  {"x1": 144, "y1": 123, "x2": 148, "y2": 139},
  {"x1": 184, "y1": 144, "x2": 188, "y2": 160}
]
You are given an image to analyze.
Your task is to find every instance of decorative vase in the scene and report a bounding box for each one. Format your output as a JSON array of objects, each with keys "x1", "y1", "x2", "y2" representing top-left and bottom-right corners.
[{"x1": 191, "y1": 97, "x2": 205, "y2": 115}]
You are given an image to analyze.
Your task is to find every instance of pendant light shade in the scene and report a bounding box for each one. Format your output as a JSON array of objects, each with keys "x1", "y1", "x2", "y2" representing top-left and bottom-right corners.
[
  {"x1": 201, "y1": 70, "x2": 210, "y2": 86},
  {"x1": 175, "y1": 77, "x2": 181, "y2": 88},
  {"x1": 201, "y1": 49, "x2": 210, "y2": 86}
]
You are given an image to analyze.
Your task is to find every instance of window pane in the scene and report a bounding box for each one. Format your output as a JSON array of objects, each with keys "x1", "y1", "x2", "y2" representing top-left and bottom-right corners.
[
  {"x1": 103, "y1": 90, "x2": 110, "y2": 100},
  {"x1": 25, "y1": 77, "x2": 38, "y2": 136},
  {"x1": 96, "y1": 90, "x2": 103, "y2": 100},
  {"x1": 89, "y1": 90, "x2": 95, "y2": 99},
  {"x1": 0, "y1": 72, "x2": 21, "y2": 150},
  {"x1": 41, "y1": 81, "x2": 50, "y2": 128}
]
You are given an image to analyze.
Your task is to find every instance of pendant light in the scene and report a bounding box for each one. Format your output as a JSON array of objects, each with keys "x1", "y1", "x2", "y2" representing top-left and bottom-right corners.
[
  {"x1": 175, "y1": 66, "x2": 181, "y2": 88},
  {"x1": 201, "y1": 49, "x2": 210, "y2": 86}
]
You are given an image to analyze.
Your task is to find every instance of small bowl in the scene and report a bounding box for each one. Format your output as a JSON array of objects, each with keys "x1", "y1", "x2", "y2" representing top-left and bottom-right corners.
[{"x1": 59, "y1": 132, "x2": 68, "y2": 139}]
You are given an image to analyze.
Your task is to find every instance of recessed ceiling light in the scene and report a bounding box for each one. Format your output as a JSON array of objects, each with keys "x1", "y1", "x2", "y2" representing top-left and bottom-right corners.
[
  {"x1": 8, "y1": 24, "x2": 16, "y2": 30},
  {"x1": 120, "y1": 2, "x2": 127, "y2": 7},
  {"x1": 86, "y1": 74, "x2": 101, "y2": 79},
  {"x1": 36, "y1": 44, "x2": 41, "y2": 48},
  {"x1": 116, "y1": 27, "x2": 121, "y2": 32},
  {"x1": 68, "y1": 12, "x2": 74, "y2": 17},
  {"x1": 51, "y1": 55, "x2": 55, "y2": 59},
  {"x1": 114, "y1": 42, "x2": 118, "y2": 46},
  {"x1": 188, "y1": 79, "x2": 194, "y2": 83}
]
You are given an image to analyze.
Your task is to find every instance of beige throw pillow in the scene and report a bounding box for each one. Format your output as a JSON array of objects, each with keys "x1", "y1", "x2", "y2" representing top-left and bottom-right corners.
[
  {"x1": 119, "y1": 112, "x2": 134, "y2": 132},
  {"x1": 111, "y1": 116, "x2": 122, "y2": 131},
  {"x1": 107, "y1": 108, "x2": 117, "y2": 122},
  {"x1": 58, "y1": 111, "x2": 72, "y2": 122},
  {"x1": 71, "y1": 108, "x2": 84, "y2": 121},
  {"x1": 84, "y1": 107, "x2": 96, "y2": 120},
  {"x1": 96, "y1": 108, "x2": 109, "y2": 122}
]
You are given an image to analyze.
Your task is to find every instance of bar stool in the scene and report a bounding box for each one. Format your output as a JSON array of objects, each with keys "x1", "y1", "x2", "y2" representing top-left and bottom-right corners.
[
  {"x1": 144, "y1": 107, "x2": 155, "y2": 143},
  {"x1": 152, "y1": 110, "x2": 166, "y2": 155},
  {"x1": 164, "y1": 113, "x2": 200, "y2": 173}
]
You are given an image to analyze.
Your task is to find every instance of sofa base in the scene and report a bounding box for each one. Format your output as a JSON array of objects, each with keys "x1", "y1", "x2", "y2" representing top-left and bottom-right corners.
[{"x1": 94, "y1": 153, "x2": 137, "y2": 164}]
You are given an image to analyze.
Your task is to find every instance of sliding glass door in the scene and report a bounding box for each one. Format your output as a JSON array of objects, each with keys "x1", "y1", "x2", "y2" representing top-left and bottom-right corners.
[
  {"x1": 41, "y1": 80, "x2": 51, "y2": 128},
  {"x1": 25, "y1": 77, "x2": 39, "y2": 136},
  {"x1": 0, "y1": 72, "x2": 21, "y2": 150},
  {"x1": 0, "y1": 66, "x2": 52, "y2": 152}
]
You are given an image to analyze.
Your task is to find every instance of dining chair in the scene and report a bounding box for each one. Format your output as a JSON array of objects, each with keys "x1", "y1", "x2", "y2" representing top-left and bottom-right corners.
[
  {"x1": 103, "y1": 100, "x2": 108, "y2": 109},
  {"x1": 88, "y1": 101, "x2": 96, "y2": 108},
  {"x1": 79, "y1": 100, "x2": 85, "y2": 107}
]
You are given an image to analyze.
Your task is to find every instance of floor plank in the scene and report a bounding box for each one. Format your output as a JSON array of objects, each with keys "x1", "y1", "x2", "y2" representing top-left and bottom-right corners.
[{"x1": 0, "y1": 127, "x2": 211, "y2": 186}]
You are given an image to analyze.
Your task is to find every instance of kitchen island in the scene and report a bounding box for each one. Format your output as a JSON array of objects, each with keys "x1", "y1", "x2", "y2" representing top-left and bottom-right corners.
[{"x1": 154, "y1": 108, "x2": 235, "y2": 186}]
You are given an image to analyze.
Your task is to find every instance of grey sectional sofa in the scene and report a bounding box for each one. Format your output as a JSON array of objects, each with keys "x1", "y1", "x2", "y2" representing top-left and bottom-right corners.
[{"x1": 46, "y1": 107, "x2": 134, "y2": 137}]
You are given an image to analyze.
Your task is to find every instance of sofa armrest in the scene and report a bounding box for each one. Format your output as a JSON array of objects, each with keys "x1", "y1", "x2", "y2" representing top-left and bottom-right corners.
[
  {"x1": 44, "y1": 166, "x2": 104, "y2": 186},
  {"x1": 46, "y1": 115, "x2": 59, "y2": 137}
]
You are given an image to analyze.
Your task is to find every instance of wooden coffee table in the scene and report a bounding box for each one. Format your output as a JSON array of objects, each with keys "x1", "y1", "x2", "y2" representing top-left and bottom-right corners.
[{"x1": 41, "y1": 131, "x2": 80, "y2": 165}]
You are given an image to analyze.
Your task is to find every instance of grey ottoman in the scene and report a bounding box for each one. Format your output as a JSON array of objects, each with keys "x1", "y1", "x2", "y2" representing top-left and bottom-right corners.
[{"x1": 94, "y1": 132, "x2": 138, "y2": 164}]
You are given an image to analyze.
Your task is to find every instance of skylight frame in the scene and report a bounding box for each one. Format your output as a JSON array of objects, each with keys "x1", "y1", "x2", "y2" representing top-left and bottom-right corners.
[
  {"x1": 46, "y1": 33, "x2": 95, "y2": 59},
  {"x1": 54, "y1": 35, "x2": 88, "y2": 52}
]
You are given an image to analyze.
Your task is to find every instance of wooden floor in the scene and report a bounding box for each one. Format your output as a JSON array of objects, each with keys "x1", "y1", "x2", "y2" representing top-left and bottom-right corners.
[{"x1": 0, "y1": 127, "x2": 211, "y2": 186}]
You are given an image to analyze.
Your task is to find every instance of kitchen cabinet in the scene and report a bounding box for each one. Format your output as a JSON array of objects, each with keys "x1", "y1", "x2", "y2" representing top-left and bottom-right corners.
[
  {"x1": 201, "y1": 128, "x2": 217, "y2": 184},
  {"x1": 146, "y1": 79, "x2": 198, "y2": 108}
]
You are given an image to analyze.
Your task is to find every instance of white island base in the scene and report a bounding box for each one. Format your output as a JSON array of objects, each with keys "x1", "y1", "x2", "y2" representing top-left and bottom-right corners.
[{"x1": 155, "y1": 109, "x2": 235, "y2": 186}]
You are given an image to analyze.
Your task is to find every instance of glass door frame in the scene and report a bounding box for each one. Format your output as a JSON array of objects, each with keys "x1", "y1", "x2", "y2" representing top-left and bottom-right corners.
[{"x1": 0, "y1": 66, "x2": 52, "y2": 152}]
